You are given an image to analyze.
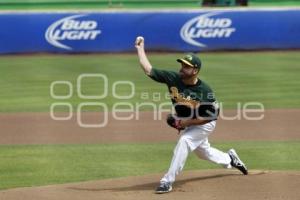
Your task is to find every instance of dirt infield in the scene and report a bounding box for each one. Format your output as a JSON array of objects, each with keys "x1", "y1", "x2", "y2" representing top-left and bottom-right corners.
[
  {"x1": 1, "y1": 170, "x2": 299, "y2": 200},
  {"x1": 0, "y1": 109, "x2": 299, "y2": 144},
  {"x1": 0, "y1": 109, "x2": 299, "y2": 199}
]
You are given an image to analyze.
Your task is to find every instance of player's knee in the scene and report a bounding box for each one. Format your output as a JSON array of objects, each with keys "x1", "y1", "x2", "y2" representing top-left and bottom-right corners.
[
  {"x1": 197, "y1": 146, "x2": 212, "y2": 156},
  {"x1": 178, "y1": 135, "x2": 193, "y2": 151}
]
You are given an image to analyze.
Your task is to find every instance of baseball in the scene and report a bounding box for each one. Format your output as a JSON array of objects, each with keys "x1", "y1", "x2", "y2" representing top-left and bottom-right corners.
[{"x1": 136, "y1": 36, "x2": 144, "y2": 45}]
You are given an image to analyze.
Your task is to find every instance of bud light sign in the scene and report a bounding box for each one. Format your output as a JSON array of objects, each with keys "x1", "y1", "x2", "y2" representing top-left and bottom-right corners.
[
  {"x1": 180, "y1": 12, "x2": 236, "y2": 47},
  {"x1": 0, "y1": 9, "x2": 300, "y2": 54},
  {"x1": 45, "y1": 14, "x2": 101, "y2": 50}
]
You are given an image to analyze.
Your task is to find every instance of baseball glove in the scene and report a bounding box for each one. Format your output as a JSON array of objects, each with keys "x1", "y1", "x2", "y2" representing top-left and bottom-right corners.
[{"x1": 166, "y1": 114, "x2": 184, "y2": 131}]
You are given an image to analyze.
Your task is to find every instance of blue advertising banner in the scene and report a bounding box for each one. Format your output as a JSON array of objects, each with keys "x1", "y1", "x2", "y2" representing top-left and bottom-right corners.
[{"x1": 0, "y1": 9, "x2": 300, "y2": 53}]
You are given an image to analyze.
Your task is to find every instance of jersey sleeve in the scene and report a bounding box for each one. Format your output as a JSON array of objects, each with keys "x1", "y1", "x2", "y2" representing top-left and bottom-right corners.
[{"x1": 148, "y1": 68, "x2": 178, "y2": 85}]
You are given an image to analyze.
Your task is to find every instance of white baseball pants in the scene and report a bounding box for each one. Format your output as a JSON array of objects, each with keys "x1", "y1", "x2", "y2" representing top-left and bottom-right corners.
[{"x1": 160, "y1": 121, "x2": 232, "y2": 184}]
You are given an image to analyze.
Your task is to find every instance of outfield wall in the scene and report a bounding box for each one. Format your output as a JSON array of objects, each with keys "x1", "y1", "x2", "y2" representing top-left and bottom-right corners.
[{"x1": 0, "y1": 8, "x2": 300, "y2": 53}]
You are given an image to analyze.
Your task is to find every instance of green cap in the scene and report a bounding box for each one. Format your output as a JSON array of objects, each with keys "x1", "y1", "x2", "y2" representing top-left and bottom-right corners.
[{"x1": 177, "y1": 54, "x2": 202, "y2": 69}]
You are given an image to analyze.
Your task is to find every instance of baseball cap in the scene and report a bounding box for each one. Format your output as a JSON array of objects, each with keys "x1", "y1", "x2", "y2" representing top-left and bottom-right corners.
[{"x1": 177, "y1": 54, "x2": 202, "y2": 69}]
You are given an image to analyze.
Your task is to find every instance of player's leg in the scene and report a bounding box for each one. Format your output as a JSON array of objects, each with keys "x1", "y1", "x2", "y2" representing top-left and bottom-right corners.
[
  {"x1": 194, "y1": 138, "x2": 232, "y2": 168},
  {"x1": 156, "y1": 121, "x2": 216, "y2": 193},
  {"x1": 155, "y1": 134, "x2": 190, "y2": 193},
  {"x1": 194, "y1": 135, "x2": 248, "y2": 174},
  {"x1": 159, "y1": 133, "x2": 191, "y2": 183}
]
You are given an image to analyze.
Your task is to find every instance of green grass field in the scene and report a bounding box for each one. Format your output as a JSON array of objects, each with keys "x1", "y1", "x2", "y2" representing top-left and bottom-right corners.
[
  {"x1": 0, "y1": 141, "x2": 299, "y2": 190},
  {"x1": 0, "y1": 51, "x2": 299, "y2": 190},
  {"x1": 0, "y1": 52, "x2": 299, "y2": 112}
]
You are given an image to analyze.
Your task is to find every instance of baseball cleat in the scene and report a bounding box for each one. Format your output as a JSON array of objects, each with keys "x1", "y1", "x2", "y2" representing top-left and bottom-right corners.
[
  {"x1": 155, "y1": 182, "x2": 172, "y2": 194},
  {"x1": 228, "y1": 149, "x2": 248, "y2": 175}
]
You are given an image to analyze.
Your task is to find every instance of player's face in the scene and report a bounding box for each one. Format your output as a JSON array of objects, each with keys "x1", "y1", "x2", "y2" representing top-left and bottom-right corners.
[{"x1": 179, "y1": 63, "x2": 197, "y2": 79}]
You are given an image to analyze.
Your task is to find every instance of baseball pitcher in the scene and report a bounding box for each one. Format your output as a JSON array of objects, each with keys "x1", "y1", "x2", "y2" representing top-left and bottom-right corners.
[{"x1": 135, "y1": 36, "x2": 248, "y2": 194}]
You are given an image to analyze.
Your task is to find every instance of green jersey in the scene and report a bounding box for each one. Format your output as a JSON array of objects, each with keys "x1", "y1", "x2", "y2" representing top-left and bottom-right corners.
[{"x1": 149, "y1": 68, "x2": 219, "y2": 120}]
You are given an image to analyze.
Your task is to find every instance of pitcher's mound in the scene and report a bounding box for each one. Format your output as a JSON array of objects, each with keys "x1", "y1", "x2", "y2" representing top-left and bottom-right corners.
[{"x1": 1, "y1": 169, "x2": 299, "y2": 200}]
